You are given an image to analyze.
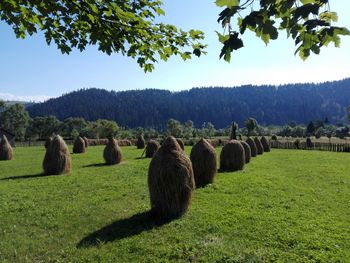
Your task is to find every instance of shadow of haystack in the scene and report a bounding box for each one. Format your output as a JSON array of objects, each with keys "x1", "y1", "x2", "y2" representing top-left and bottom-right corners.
[
  {"x1": 77, "y1": 211, "x2": 169, "y2": 248},
  {"x1": 0, "y1": 173, "x2": 50, "y2": 180}
]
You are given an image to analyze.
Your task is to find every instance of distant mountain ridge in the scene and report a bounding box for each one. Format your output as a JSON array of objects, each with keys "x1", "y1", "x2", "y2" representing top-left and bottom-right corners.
[{"x1": 27, "y1": 78, "x2": 350, "y2": 128}]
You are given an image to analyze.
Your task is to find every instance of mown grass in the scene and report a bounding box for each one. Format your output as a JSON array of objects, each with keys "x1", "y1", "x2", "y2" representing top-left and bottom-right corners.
[{"x1": 0, "y1": 146, "x2": 349, "y2": 262}]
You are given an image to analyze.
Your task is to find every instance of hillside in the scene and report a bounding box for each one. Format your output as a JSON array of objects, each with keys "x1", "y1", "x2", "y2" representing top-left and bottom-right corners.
[{"x1": 27, "y1": 79, "x2": 350, "y2": 128}]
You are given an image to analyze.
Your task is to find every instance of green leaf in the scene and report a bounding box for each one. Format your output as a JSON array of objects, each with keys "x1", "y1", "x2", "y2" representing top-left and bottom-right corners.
[{"x1": 215, "y1": 0, "x2": 240, "y2": 8}]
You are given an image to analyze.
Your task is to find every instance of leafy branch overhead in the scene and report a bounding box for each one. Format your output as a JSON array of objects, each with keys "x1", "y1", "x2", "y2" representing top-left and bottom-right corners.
[
  {"x1": 0, "y1": 0, "x2": 206, "y2": 72},
  {"x1": 216, "y1": 0, "x2": 350, "y2": 61}
]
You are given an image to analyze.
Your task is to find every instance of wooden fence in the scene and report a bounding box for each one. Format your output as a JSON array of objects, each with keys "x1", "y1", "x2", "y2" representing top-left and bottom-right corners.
[{"x1": 270, "y1": 141, "x2": 350, "y2": 153}]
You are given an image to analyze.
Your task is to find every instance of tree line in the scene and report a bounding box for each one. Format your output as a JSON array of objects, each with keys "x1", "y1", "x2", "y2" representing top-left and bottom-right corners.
[{"x1": 1, "y1": 100, "x2": 348, "y2": 141}]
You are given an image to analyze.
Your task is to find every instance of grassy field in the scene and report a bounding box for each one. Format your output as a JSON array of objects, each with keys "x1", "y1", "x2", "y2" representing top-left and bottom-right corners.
[{"x1": 0, "y1": 146, "x2": 349, "y2": 262}]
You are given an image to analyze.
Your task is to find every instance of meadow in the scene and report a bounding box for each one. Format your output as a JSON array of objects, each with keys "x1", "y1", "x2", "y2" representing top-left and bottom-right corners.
[{"x1": 0, "y1": 146, "x2": 349, "y2": 262}]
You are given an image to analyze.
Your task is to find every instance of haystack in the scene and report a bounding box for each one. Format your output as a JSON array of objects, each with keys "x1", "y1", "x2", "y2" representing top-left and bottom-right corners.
[
  {"x1": 190, "y1": 138, "x2": 217, "y2": 187},
  {"x1": 246, "y1": 137, "x2": 257, "y2": 157},
  {"x1": 148, "y1": 136, "x2": 195, "y2": 220},
  {"x1": 240, "y1": 141, "x2": 251, "y2": 163},
  {"x1": 145, "y1": 140, "x2": 160, "y2": 158},
  {"x1": 43, "y1": 135, "x2": 71, "y2": 175},
  {"x1": 0, "y1": 134, "x2": 13, "y2": 161},
  {"x1": 103, "y1": 137, "x2": 122, "y2": 165},
  {"x1": 254, "y1": 137, "x2": 264, "y2": 155},
  {"x1": 260, "y1": 136, "x2": 270, "y2": 152},
  {"x1": 73, "y1": 136, "x2": 86, "y2": 154},
  {"x1": 83, "y1": 137, "x2": 89, "y2": 148},
  {"x1": 220, "y1": 140, "x2": 245, "y2": 172},
  {"x1": 136, "y1": 135, "x2": 145, "y2": 149},
  {"x1": 176, "y1": 138, "x2": 185, "y2": 150},
  {"x1": 45, "y1": 137, "x2": 52, "y2": 149}
]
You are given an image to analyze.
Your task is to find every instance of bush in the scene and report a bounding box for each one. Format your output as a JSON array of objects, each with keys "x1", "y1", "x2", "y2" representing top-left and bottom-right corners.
[
  {"x1": 220, "y1": 140, "x2": 245, "y2": 172},
  {"x1": 43, "y1": 135, "x2": 71, "y2": 175},
  {"x1": 190, "y1": 138, "x2": 217, "y2": 187},
  {"x1": 148, "y1": 136, "x2": 195, "y2": 220}
]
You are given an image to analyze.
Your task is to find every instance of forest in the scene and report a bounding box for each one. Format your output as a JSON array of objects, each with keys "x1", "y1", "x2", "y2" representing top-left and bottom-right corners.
[{"x1": 27, "y1": 78, "x2": 350, "y2": 129}]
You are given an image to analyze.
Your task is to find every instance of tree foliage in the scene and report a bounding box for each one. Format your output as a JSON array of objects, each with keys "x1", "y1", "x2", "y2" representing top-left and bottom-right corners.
[
  {"x1": 216, "y1": 0, "x2": 349, "y2": 61},
  {"x1": 1, "y1": 103, "x2": 30, "y2": 140},
  {"x1": 0, "y1": 0, "x2": 205, "y2": 72}
]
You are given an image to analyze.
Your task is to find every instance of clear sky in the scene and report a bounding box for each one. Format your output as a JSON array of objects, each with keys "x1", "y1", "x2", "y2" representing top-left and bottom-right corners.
[{"x1": 0, "y1": 0, "x2": 349, "y2": 101}]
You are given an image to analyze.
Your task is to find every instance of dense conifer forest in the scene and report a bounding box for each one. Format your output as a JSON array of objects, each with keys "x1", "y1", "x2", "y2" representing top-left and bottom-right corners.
[{"x1": 27, "y1": 78, "x2": 350, "y2": 128}]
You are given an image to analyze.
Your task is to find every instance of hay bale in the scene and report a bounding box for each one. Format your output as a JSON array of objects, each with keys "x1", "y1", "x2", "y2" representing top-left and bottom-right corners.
[
  {"x1": 254, "y1": 137, "x2": 264, "y2": 155},
  {"x1": 73, "y1": 136, "x2": 86, "y2": 154},
  {"x1": 103, "y1": 137, "x2": 122, "y2": 165},
  {"x1": 190, "y1": 138, "x2": 217, "y2": 187},
  {"x1": 220, "y1": 140, "x2": 245, "y2": 172},
  {"x1": 0, "y1": 134, "x2": 13, "y2": 161},
  {"x1": 83, "y1": 137, "x2": 89, "y2": 148},
  {"x1": 176, "y1": 138, "x2": 185, "y2": 151},
  {"x1": 136, "y1": 135, "x2": 145, "y2": 149},
  {"x1": 260, "y1": 136, "x2": 270, "y2": 152},
  {"x1": 246, "y1": 137, "x2": 257, "y2": 157},
  {"x1": 240, "y1": 141, "x2": 251, "y2": 164},
  {"x1": 148, "y1": 136, "x2": 195, "y2": 220},
  {"x1": 45, "y1": 137, "x2": 52, "y2": 149},
  {"x1": 43, "y1": 135, "x2": 71, "y2": 175},
  {"x1": 145, "y1": 140, "x2": 160, "y2": 158}
]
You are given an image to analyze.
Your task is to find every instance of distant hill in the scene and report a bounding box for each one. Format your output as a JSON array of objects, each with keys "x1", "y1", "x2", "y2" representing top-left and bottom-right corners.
[{"x1": 27, "y1": 78, "x2": 350, "y2": 128}]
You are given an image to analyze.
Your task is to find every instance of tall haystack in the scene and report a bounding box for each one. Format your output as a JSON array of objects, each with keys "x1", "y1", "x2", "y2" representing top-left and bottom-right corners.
[
  {"x1": 246, "y1": 137, "x2": 257, "y2": 157},
  {"x1": 43, "y1": 135, "x2": 71, "y2": 175},
  {"x1": 83, "y1": 137, "x2": 89, "y2": 148},
  {"x1": 220, "y1": 140, "x2": 245, "y2": 172},
  {"x1": 254, "y1": 137, "x2": 264, "y2": 155},
  {"x1": 240, "y1": 141, "x2": 251, "y2": 164},
  {"x1": 260, "y1": 136, "x2": 270, "y2": 152},
  {"x1": 73, "y1": 136, "x2": 86, "y2": 154},
  {"x1": 0, "y1": 134, "x2": 13, "y2": 161},
  {"x1": 45, "y1": 137, "x2": 52, "y2": 149},
  {"x1": 148, "y1": 136, "x2": 195, "y2": 220},
  {"x1": 176, "y1": 138, "x2": 185, "y2": 151},
  {"x1": 103, "y1": 137, "x2": 122, "y2": 165},
  {"x1": 136, "y1": 135, "x2": 145, "y2": 149},
  {"x1": 190, "y1": 138, "x2": 217, "y2": 188},
  {"x1": 145, "y1": 140, "x2": 160, "y2": 158}
]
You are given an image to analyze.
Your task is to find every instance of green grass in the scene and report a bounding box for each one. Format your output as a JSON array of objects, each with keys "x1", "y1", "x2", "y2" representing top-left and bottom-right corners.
[{"x1": 0, "y1": 146, "x2": 349, "y2": 262}]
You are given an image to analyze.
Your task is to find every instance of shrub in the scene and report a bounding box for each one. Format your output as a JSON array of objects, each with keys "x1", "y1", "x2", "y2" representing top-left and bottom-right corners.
[
  {"x1": 254, "y1": 137, "x2": 264, "y2": 155},
  {"x1": 220, "y1": 140, "x2": 245, "y2": 172},
  {"x1": 190, "y1": 138, "x2": 217, "y2": 187},
  {"x1": 0, "y1": 135, "x2": 13, "y2": 161},
  {"x1": 246, "y1": 137, "x2": 257, "y2": 157},
  {"x1": 240, "y1": 141, "x2": 251, "y2": 163},
  {"x1": 148, "y1": 136, "x2": 195, "y2": 220},
  {"x1": 43, "y1": 135, "x2": 71, "y2": 175},
  {"x1": 271, "y1": 134, "x2": 278, "y2": 140},
  {"x1": 306, "y1": 137, "x2": 314, "y2": 149},
  {"x1": 294, "y1": 139, "x2": 301, "y2": 149},
  {"x1": 73, "y1": 136, "x2": 86, "y2": 154},
  {"x1": 145, "y1": 140, "x2": 160, "y2": 158},
  {"x1": 260, "y1": 136, "x2": 270, "y2": 152},
  {"x1": 103, "y1": 137, "x2": 122, "y2": 165},
  {"x1": 136, "y1": 135, "x2": 145, "y2": 149}
]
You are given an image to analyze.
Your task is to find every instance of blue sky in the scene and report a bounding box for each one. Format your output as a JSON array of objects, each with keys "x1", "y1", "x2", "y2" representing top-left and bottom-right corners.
[{"x1": 0, "y1": 0, "x2": 349, "y2": 101}]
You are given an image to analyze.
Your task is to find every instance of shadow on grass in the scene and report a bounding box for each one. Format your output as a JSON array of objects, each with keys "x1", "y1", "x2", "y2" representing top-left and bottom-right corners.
[
  {"x1": 83, "y1": 163, "x2": 108, "y2": 168},
  {"x1": 77, "y1": 211, "x2": 169, "y2": 248},
  {"x1": 0, "y1": 173, "x2": 51, "y2": 180}
]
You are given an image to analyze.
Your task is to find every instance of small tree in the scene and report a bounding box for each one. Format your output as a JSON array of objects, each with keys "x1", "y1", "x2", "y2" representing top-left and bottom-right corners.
[
  {"x1": 183, "y1": 120, "x2": 194, "y2": 139},
  {"x1": 202, "y1": 122, "x2": 215, "y2": 138},
  {"x1": 306, "y1": 121, "x2": 316, "y2": 136},
  {"x1": 167, "y1": 119, "x2": 183, "y2": 138},
  {"x1": 230, "y1": 121, "x2": 238, "y2": 140},
  {"x1": 245, "y1": 118, "x2": 258, "y2": 137},
  {"x1": 1, "y1": 103, "x2": 30, "y2": 141}
]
